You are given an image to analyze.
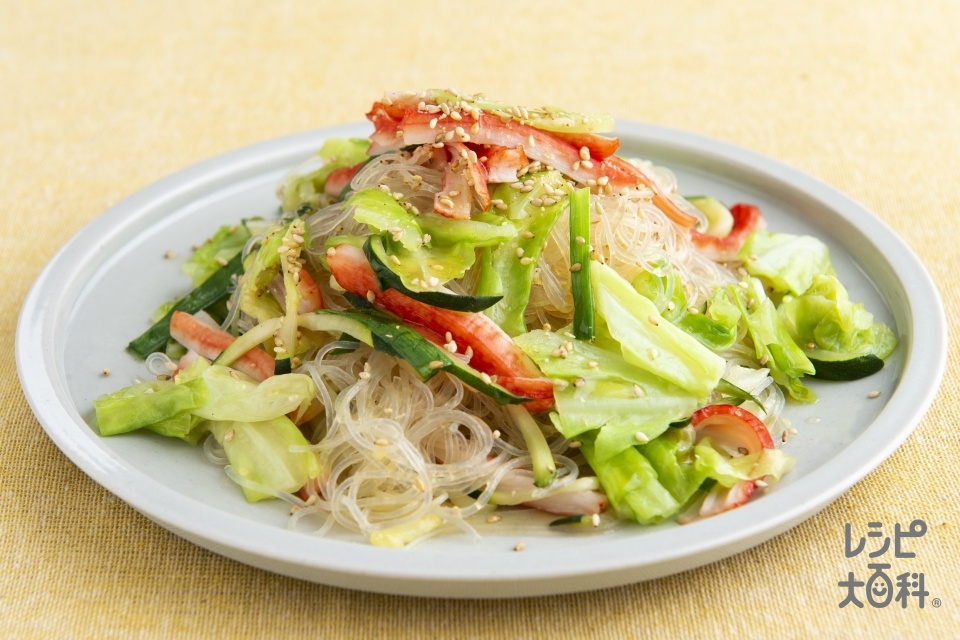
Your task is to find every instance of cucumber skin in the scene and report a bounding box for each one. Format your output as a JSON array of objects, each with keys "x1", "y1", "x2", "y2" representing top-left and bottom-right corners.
[{"x1": 808, "y1": 354, "x2": 884, "y2": 381}]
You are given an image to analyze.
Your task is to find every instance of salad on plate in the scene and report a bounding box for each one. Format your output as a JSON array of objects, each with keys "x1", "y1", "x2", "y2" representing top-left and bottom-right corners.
[{"x1": 93, "y1": 90, "x2": 897, "y2": 548}]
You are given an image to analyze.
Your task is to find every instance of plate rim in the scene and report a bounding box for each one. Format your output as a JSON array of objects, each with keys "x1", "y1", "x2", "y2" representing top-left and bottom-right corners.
[{"x1": 16, "y1": 121, "x2": 947, "y2": 598}]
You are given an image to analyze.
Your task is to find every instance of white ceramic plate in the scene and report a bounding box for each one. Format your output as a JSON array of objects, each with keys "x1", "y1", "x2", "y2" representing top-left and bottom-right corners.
[{"x1": 16, "y1": 123, "x2": 946, "y2": 598}]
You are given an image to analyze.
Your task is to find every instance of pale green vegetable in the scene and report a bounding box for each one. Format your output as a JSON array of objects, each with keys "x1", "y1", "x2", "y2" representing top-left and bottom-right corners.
[
  {"x1": 739, "y1": 229, "x2": 834, "y2": 297},
  {"x1": 207, "y1": 417, "x2": 320, "y2": 502},
  {"x1": 192, "y1": 366, "x2": 316, "y2": 422},
  {"x1": 779, "y1": 274, "x2": 897, "y2": 360},
  {"x1": 592, "y1": 262, "x2": 726, "y2": 398}
]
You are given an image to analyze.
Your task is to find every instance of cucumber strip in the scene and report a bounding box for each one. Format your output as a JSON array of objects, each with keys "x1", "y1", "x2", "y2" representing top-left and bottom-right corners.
[
  {"x1": 715, "y1": 378, "x2": 766, "y2": 412},
  {"x1": 128, "y1": 252, "x2": 244, "y2": 359},
  {"x1": 506, "y1": 404, "x2": 557, "y2": 488},
  {"x1": 365, "y1": 237, "x2": 502, "y2": 312},
  {"x1": 300, "y1": 309, "x2": 528, "y2": 404},
  {"x1": 570, "y1": 187, "x2": 595, "y2": 340},
  {"x1": 808, "y1": 353, "x2": 884, "y2": 381}
]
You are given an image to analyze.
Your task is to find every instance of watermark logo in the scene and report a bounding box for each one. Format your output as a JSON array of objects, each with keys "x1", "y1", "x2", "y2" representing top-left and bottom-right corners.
[{"x1": 838, "y1": 519, "x2": 938, "y2": 609}]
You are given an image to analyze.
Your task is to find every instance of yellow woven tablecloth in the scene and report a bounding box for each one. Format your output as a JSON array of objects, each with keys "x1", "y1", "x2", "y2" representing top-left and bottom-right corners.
[{"x1": 3, "y1": 1, "x2": 958, "y2": 637}]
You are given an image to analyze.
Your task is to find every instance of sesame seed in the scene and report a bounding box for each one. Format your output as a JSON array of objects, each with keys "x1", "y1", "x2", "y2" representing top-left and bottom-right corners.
[
  {"x1": 163, "y1": 249, "x2": 176, "y2": 259},
  {"x1": 359, "y1": 371, "x2": 371, "y2": 380},
  {"x1": 587, "y1": 361, "x2": 599, "y2": 368},
  {"x1": 429, "y1": 276, "x2": 440, "y2": 287},
  {"x1": 529, "y1": 197, "x2": 544, "y2": 207},
  {"x1": 428, "y1": 360, "x2": 444, "y2": 369},
  {"x1": 581, "y1": 160, "x2": 594, "y2": 169},
  {"x1": 326, "y1": 247, "x2": 337, "y2": 257},
  {"x1": 633, "y1": 384, "x2": 644, "y2": 397},
  {"x1": 574, "y1": 377, "x2": 586, "y2": 387},
  {"x1": 579, "y1": 146, "x2": 590, "y2": 161},
  {"x1": 575, "y1": 235, "x2": 585, "y2": 245},
  {"x1": 648, "y1": 314, "x2": 660, "y2": 326},
  {"x1": 486, "y1": 514, "x2": 502, "y2": 523},
  {"x1": 444, "y1": 341, "x2": 458, "y2": 353},
  {"x1": 542, "y1": 323, "x2": 552, "y2": 331},
  {"x1": 515, "y1": 247, "x2": 525, "y2": 257},
  {"x1": 755, "y1": 479, "x2": 768, "y2": 488},
  {"x1": 224, "y1": 429, "x2": 235, "y2": 443},
  {"x1": 648, "y1": 347, "x2": 659, "y2": 359},
  {"x1": 635, "y1": 432, "x2": 649, "y2": 444},
  {"x1": 481, "y1": 372, "x2": 492, "y2": 384},
  {"x1": 443, "y1": 130, "x2": 455, "y2": 141},
  {"x1": 514, "y1": 541, "x2": 526, "y2": 552},
  {"x1": 390, "y1": 255, "x2": 401, "y2": 266},
  {"x1": 572, "y1": 160, "x2": 581, "y2": 171},
  {"x1": 449, "y1": 190, "x2": 460, "y2": 197},
  {"x1": 521, "y1": 230, "x2": 535, "y2": 239},
  {"x1": 737, "y1": 281, "x2": 749, "y2": 290},
  {"x1": 429, "y1": 118, "x2": 438, "y2": 129},
  {"x1": 519, "y1": 256, "x2": 534, "y2": 265},
  {"x1": 687, "y1": 306, "x2": 699, "y2": 315},
  {"x1": 450, "y1": 111, "x2": 462, "y2": 121},
  {"x1": 759, "y1": 354, "x2": 769, "y2": 366},
  {"x1": 805, "y1": 342, "x2": 816, "y2": 350},
  {"x1": 366, "y1": 290, "x2": 376, "y2": 303},
  {"x1": 374, "y1": 437, "x2": 388, "y2": 446},
  {"x1": 568, "y1": 440, "x2": 581, "y2": 449},
  {"x1": 570, "y1": 263, "x2": 582, "y2": 272},
  {"x1": 431, "y1": 263, "x2": 444, "y2": 271},
  {"x1": 666, "y1": 301, "x2": 675, "y2": 311},
  {"x1": 597, "y1": 176, "x2": 609, "y2": 186},
  {"x1": 520, "y1": 185, "x2": 534, "y2": 193},
  {"x1": 216, "y1": 257, "x2": 228, "y2": 266},
  {"x1": 868, "y1": 390, "x2": 881, "y2": 399}
]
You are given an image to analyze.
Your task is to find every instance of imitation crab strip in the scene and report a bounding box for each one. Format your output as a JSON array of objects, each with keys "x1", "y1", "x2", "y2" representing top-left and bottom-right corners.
[
  {"x1": 365, "y1": 103, "x2": 698, "y2": 228},
  {"x1": 690, "y1": 202, "x2": 766, "y2": 262},
  {"x1": 483, "y1": 145, "x2": 529, "y2": 183},
  {"x1": 169, "y1": 311, "x2": 275, "y2": 382},
  {"x1": 688, "y1": 403, "x2": 774, "y2": 518},
  {"x1": 326, "y1": 243, "x2": 555, "y2": 411}
]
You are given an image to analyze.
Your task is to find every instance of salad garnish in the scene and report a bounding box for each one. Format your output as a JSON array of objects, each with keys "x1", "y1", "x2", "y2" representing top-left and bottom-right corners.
[{"x1": 94, "y1": 90, "x2": 897, "y2": 547}]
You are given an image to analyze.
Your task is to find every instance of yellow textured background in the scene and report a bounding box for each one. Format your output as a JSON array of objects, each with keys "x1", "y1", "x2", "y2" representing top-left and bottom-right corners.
[{"x1": 3, "y1": 1, "x2": 959, "y2": 637}]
